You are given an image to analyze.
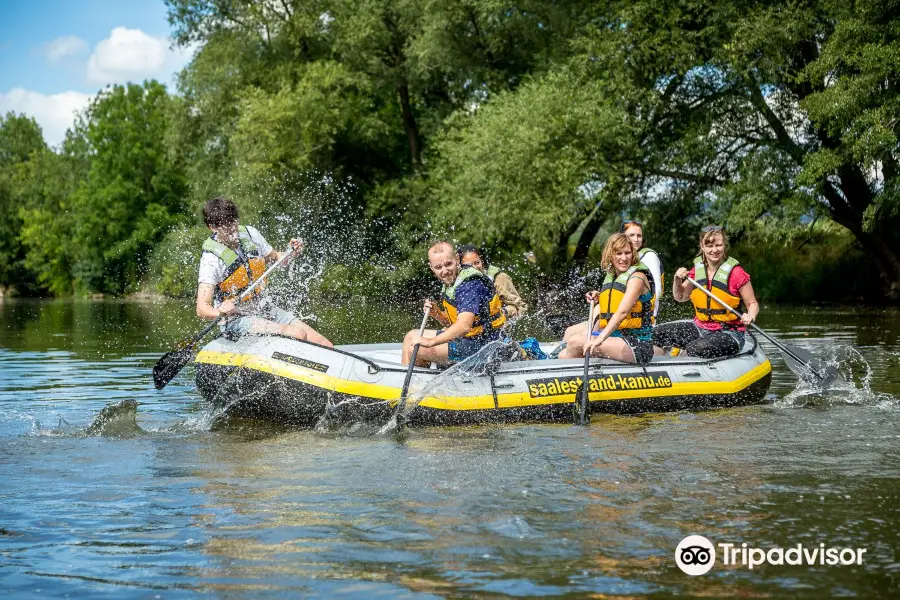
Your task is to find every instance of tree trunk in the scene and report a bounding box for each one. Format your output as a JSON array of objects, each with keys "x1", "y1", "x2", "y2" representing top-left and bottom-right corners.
[
  {"x1": 571, "y1": 206, "x2": 607, "y2": 267},
  {"x1": 397, "y1": 81, "x2": 420, "y2": 165},
  {"x1": 828, "y1": 208, "x2": 900, "y2": 300}
]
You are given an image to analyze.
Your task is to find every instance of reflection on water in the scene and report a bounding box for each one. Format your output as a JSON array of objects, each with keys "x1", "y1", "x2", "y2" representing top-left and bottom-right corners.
[{"x1": 0, "y1": 299, "x2": 898, "y2": 597}]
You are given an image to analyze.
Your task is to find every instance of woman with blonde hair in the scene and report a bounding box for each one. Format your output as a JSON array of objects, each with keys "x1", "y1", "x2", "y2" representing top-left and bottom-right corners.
[
  {"x1": 559, "y1": 233, "x2": 659, "y2": 364},
  {"x1": 652, "y1": 226, "x2": 759, "y2": 358}
]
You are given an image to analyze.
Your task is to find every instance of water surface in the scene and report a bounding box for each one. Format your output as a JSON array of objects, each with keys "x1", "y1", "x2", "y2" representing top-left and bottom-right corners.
[{"x1": 1, "y1": 299, "x2": 898, "y2": 598}]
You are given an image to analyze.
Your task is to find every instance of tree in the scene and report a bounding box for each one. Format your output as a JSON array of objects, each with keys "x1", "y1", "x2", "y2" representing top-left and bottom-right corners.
[
  {"x1": 576, "y1": 0, "x2": 900, "y2": 296},
  {"x1": 0, "y1": 113, "x2": 47, "y2": 293},
  {"x1": 65, "y1": 82, "x2": 188, "y2": 294}
]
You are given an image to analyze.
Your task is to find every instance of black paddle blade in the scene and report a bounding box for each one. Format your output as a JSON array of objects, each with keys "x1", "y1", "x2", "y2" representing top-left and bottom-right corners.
[
  {"x1": 152, "y1": 344, "x2": 197, "y2": 390},
  {"x1": 777, "y1": 342, "x2": 842, "y2": 387},
  {"x1": 573, "y1": 380, "x2": 591, "y2": 425}
]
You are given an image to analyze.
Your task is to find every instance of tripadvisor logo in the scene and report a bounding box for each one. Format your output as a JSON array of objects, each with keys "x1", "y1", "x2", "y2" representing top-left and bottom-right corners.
[
  {"x1": 675, "y1": 535, "x2": 868, "y2": 575},
  {"x1": 676, "y1": 535, "x2": 716, "y2": 576}
]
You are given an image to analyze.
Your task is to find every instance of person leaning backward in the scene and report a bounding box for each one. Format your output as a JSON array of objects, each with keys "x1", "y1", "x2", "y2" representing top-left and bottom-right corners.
[
  {"x1": 401, "y1": 241, "x2": 507, "y2": 366},
  {"x1": 195, "y1": 197, "x2": 332, "y2": 347},
  {"x1": 652, "y1": 226, "x2": 759, "y2": 358}
]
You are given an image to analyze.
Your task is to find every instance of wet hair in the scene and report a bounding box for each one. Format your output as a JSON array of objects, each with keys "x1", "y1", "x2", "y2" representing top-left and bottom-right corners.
[
  {"x1": 698, "y1": 227, "x2": 730, "y2": 266},
  {"x1": 600, "y1": 233, "x2": 638, "y2": 273},
  {"x1": 456, "y1": 243, "x2": 488, "y2": 267},
  {"x1": 203, "y1": 197, "x2": 239, "y2": 227}
]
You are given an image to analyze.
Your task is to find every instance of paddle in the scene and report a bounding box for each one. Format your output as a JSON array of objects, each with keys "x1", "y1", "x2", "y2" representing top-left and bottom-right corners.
[
  {"x1": 575, "y1": 300, "x2": 596, "y2": 425},
  {"x1": 152, "y1": 246, "x2": 295, "y2": 390},
  {"x1": 685, "y1": 277, "x2": 840, "y2": 386},
  {"x1": 392, "y1": 307, "x2": 431, "y2": 428}
]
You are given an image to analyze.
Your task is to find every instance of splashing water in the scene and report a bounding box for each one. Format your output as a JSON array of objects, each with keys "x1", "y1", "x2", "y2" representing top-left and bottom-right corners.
[
  {"x1": 777, "y1": 344, "x2": 898, "y2": 410},
  {"x1": 377, "y1": 340, "x2": 527, "y2": 434}
]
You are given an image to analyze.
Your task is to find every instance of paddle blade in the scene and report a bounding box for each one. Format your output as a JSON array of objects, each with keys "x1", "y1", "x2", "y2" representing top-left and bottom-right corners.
[
  {"x1": 573, "y1": 379, "x2": 591, "y2": 425},
  {"x1": 152, "y1": 344, "x2": 197, "y2": 390},
  {"x1": 775, "y1": 341, "x2": 842, "y2": 387}
]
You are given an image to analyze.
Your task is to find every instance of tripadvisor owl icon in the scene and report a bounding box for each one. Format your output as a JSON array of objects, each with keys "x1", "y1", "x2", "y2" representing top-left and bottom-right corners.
[{"x1": 676, "y1": 535, "x2": 716, "y2": 575}]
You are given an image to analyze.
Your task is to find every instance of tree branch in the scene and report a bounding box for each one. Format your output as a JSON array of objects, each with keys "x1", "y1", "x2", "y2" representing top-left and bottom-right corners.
[{"x1": 748, "y1": 84, "x2": 805, "y2": 165}]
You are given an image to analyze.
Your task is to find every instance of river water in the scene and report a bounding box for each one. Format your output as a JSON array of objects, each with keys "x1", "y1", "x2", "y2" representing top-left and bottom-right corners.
[{"x1": 1, "y1": 299, "x2": 898, "y2": 598}]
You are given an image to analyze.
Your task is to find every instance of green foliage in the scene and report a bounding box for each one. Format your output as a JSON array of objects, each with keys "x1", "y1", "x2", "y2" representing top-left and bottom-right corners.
[
  {"x1": 3, "y1": 0, "x2": 900, "y2": 303},
  {"x1": 0, "y1": 113, "x2": 46, "y2": 292},
  {"x1": 145, "y1": 224, "x2": 209, "y2": 298},
  {"x1": 734, "y1": 224, "x2": 882, "y2": 303},
  {"x1": 66, "y1": 82, "x2": 189, "y2": 295}
]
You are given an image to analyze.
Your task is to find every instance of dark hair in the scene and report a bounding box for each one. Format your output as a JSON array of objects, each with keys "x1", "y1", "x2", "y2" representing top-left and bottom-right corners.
[
  {"x1": 203, "y1": 197, "x2": 239, "y2": 227},
  {"x1": 457, "y1": 243, "x2": 491, "y2": 267}
]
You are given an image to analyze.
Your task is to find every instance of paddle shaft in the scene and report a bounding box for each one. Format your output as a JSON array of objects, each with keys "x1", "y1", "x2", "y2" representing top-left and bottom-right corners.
[
  {"x1": 576, "y1": 301, "x2": 596, "y2": 425},
  {"x1": 684, "y1": 276, "x2": 810, "y2": 367},
  {"x1": 395, "y1": 309, "x2": 431, "y2": 425}
]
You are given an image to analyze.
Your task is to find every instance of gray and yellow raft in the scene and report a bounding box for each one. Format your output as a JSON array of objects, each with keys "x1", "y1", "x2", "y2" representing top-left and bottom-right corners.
[{"x1": 194, "y1": 333, "x2": 772, "y2": 426}]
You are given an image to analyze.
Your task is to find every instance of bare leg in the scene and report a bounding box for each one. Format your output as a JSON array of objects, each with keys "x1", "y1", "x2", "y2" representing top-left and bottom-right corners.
[
  {"x1": 589, "y1": 337, "x2": 636, "y2": 363},
  {"x1": 402, "y1": 329, "x2": 442, "y2": 365},
  {"x1": 559, "y1": 325, "x2": 590, "y2": 359},
  {"x1": 246, "y1": 318, "x2": 333, "y2": 347},
  {"x1": 412, "y1": 341, "x2": 450, "y2": 367},
  {"x1": 562, "y1": 321, "x2": 588, "y2": 344},
  {"x1": 286, "y1": 319, "x2": 332, "y2": 348}
]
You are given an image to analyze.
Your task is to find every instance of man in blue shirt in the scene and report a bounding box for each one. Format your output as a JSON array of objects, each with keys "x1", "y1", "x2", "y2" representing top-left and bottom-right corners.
[{"x1": 402, "y1": 241, "x2": 507, "y2": 366}]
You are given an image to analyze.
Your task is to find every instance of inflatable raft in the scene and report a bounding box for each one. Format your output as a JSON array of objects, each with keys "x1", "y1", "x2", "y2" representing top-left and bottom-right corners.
[{"x1": 193, "y1": 332, "x2": 772, "y2": 426}]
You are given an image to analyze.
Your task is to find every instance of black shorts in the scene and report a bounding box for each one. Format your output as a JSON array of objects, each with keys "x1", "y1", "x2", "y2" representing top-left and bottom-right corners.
[
  {"x1": 618, "y1": 333, "x2": 655, "y2": 365},
  {"x1": 595, "y1": 330, "x2": 655, "y2": 365}
]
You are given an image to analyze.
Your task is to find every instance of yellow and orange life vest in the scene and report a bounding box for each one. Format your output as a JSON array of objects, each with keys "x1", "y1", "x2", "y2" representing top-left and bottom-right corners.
[
  {"x1": 690, "y1": 256, "x2": 742, "y2": 324},
  {"x1": 598, "y1": 263, "x2": 656, "y2": 330},
  {"x1": 202, "y1": 225, "x2": 268, "y2": 304}
]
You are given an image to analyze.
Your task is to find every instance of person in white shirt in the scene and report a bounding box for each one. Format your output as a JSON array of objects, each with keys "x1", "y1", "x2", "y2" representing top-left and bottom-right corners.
[
  {"x1": 195, "y1": 197, "x2": 332, "y2": 347},
  {"x1": 621, "y1": 220, "x2": 663, "y2": 320}
]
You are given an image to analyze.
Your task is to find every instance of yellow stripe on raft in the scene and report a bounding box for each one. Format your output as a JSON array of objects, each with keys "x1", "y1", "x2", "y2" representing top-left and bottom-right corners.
[{"x1": 195, "y1": 350, "x2": 771, "y2": 412}]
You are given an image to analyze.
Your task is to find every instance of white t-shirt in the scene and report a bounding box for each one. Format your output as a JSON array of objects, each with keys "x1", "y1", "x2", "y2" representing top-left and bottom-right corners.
[
  {"x1": 640, "y1": 249, "x2": 663, "y2": 319},
  {"x1": 197, "y1": 225, "x2": 273, "y2": 306}
]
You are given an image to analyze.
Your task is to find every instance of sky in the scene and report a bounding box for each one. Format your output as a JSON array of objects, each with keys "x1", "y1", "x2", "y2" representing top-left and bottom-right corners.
[{"x1": 0, "y1": 0, "x2": 195, "y2": 147}]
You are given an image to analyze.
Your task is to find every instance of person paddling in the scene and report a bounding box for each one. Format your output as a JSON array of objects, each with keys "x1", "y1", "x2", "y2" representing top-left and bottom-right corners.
[
  {"x1": 652, "y1": 226, "x2": 758, "y2": 358},
  {"x1": 621, "y1": 220, "x2": 663, "y2": 321},
  {"x1": 560, "y1": 233, "x2": 659, "y2": 364},
  {"x1": 195, "y1": 197, "x2": 332, "y2": 346},
  {"x1": 401, "y1": 241, "x2": 507, "y2": 366},
  {"x1": 457, "y1": 244, "x2": 528, "y2": 318}
]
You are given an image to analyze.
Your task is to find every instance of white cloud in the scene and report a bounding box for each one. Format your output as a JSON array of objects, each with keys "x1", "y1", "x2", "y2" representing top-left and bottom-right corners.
[
  {"x1": 0, "y1": 89, "x2": 91, "y2": 148},
  {"x1": 3, "y1": 28, "x2": 198, "y2": 146},
  {"x1": 87, "y1": 27, "x2": 192, "y2": 86},
  {"x1": 42, "y1": 35, "x2": 89, "y2": 63}
]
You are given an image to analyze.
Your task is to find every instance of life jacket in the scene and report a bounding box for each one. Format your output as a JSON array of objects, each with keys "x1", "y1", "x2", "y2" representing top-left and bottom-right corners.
[
  {"x1": 485, "y1": 265, "x2": 502, "y2": 281},
  {"x1": 441, "y1": 266, "x2": 507, "y2": 337},
  {"x1": 202, "y1": 225, "x2": 268, "y2": 303},
  {"x1": 638, "y1": 247, "x2": 664, "y2": 291},
  {"x1": 690, "y1": 256, "x2": 742, "y2": 324},
  {"x1": 598, "y1": 263, "x2": 656, "y2": 330}
]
